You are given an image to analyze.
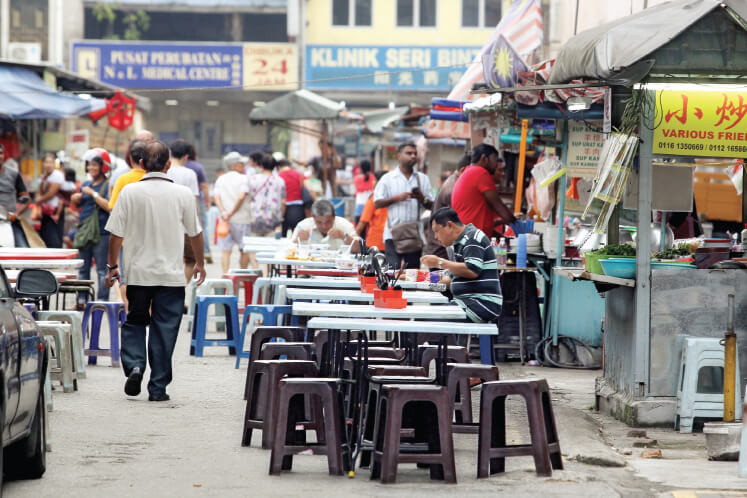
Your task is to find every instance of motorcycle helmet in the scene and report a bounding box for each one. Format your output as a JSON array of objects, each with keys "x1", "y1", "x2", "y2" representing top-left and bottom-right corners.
[{"x1": 82, "y1": 147, "x2": 112, "y2": 174}]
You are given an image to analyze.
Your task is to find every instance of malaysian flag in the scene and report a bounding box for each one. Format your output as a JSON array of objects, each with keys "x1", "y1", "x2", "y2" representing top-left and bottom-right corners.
[
  {"x1": 481, "y1": 34, "x2": 529, "y2": 89},
  {"x1": 427, "y1": 0, "x2": 543, "y2": 138}
]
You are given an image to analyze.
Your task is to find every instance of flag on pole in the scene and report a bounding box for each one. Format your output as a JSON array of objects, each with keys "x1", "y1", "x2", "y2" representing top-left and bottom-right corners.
[{"x1": 481, "y1": 34, "x2": 529, "y2": 90}]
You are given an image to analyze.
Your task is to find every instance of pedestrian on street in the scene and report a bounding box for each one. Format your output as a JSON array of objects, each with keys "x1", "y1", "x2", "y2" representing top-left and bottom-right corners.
[
  {"x1": 214, "y1": 151, "x2": 252, "y2": 273},
  {"x1": 105, "y1": 140, "x2": 205, "y2": 402},
  {"x1": 421, "y1": 207, "x2": 503, "y2": 323},
  {"x1": 0, "y1": 143, "x2": 31, "y2": 247},
  {"x1": 451, "y1": 143, "x2": 515, "y2": 239},
  {"x1": 277, "y1": 158, "x2": 306, "y2": 236},
  {"x1": 373, "y1": 142, "x2": 433, "y2": 269},
  {"x1": 35, "y1": 152, "x2": 65, "y2": 248},
  {"x1": 168, "y1": 139, "x2": 201, "y2": 283},
  {"x1": 292, "y1": 198, "x2": 359, "y2": 251},
  {"x1": 355, "y1": 170, "x2": 387, "y2": 251},
  {"x1": 353, "y1": 159, "x2": 375, "y2": 223},
  {"x1": 185, "y1": 143, "x2": 214, "y2": 264},
  {"x1": 108, "y1": 130, "x2": 153, "y2": 200},
  {"x1": 71, "y1": 152, "x2": 111, "y2": 308},
  {"x1": 425, "y1": 151, "x2": 471, "y2": 260}
]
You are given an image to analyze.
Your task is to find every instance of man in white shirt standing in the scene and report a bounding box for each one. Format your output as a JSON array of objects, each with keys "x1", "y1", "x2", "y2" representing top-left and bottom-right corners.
[
  {"x1": 214, "y1": 151, "x2": 252, "y2": 273},
  {"x1": 105, "y1": 140, "x2": 205, "y2": 402},
  {"x1": 168, "y1": 140, "x2": 201, "y2": 282}
]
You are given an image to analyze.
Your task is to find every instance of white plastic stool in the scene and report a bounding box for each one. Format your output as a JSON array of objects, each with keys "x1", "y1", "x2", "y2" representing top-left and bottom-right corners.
[
  {"x1": 38, "y1": 321, "x2": 78, "y2": 394},
  {"x1": 37, "y1": 311, "x2": 85, "y2": 379},
  {"x1": 675, "y1": 336, "x2": 742, "y2": 433},
  {"x1": 184, "y1": 278, "x2": 234, "y2": 331}
]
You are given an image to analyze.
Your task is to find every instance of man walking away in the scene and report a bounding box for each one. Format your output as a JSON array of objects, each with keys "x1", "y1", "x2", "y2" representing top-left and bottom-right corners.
[
  {"x1": 214, "y1": 152, "x2": 252, "y2": 273},
  {"x1": 168, "y1": 140, "x2": 201, "y2": 282},
  {"x1": 105, "y1": 140, "x2": 205, "y2": 402},
  {"x1": 422, "y1": 208, "x2": 502, "y2": 323},
  {"x1": 374, "y1": 142, "x2": 433, "y2": 269}
]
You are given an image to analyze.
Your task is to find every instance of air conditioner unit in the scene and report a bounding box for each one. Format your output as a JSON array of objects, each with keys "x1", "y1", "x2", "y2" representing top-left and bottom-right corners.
[{"x1": 8, "y1": 42, "x2": 42, "y2": 63}]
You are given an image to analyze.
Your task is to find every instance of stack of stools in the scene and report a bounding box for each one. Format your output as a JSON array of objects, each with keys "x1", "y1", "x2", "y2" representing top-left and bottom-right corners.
[
  {"x1": 37, "y1": 321, "x2": 78, "y2": 393},
  {"x1": 223, "y1": 271, "x2": 260, "y2": 312},
  {"x1": 36, "y1": 311, "x2": 86, "y2": 379},
  {"x1": 190, "y1": 294, "x2": 241, "y2": 357},
  {"x1": 478, "y1": 379, "x2": 563, "y2": 477},
  {"x1": 446, "y1": 363, "x2": 500, "y2": 433},
  {"x1": 236, "y1": 305, "x2": 297, "y2": 368},
  {"x1": 81, "y1": 301, "x2": 126, "y2": 367},
  {"x1": 370, "y1": 384, "x2": 457, "y2": 484},
  {"x1": 241, "y1": 326, "x2": 306, "y2": 398}
]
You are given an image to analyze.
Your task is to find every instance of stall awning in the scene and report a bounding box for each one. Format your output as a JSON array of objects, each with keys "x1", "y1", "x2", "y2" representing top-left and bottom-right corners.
[
  {"x1": 0, "y1": 66, "x2": 106, "y2": 120},
  {"x1": 548, "y1": 0, "x2": 747, "y2": 84},
  {"x1": 249, "y1": 89, "x2": 345, "y2": 122}
]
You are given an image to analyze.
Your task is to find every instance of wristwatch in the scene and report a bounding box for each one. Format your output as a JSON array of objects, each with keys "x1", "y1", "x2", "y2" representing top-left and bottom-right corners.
[
  {"x1": 93, "y1": 192, "x2": 100, "y2": 199},
  {"x1": 106, "y1": 264, "x2": 118, "y2": 272}
]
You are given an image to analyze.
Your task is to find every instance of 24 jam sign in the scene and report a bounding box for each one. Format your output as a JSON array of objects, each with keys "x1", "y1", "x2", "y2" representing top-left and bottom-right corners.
[
  {"x1": 653, "y1": 89, "x2": 747, "y2": 157},
  {"x1": 243, "y1": 43, "x2": 297, "y2": 92}
]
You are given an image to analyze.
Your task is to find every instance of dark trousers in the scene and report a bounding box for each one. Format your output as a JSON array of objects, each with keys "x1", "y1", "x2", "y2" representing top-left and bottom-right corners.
[
  {"x1": 40, "y1": 212, "x2": 64, "y2": 248},
  {"x1": 121, "y1": 285, "x2": 185, "y2": 396},
  {"x1": 384, "y1": 239, "x2": 422, "y2": 270},
  {"x1": 282, "y1": 204, "x2": 305, "y2": 236},
  {"x1": 11, "y1": 220, "x2": 28, "y2": 247},
  {"x1": 77, "y1": 233, "x2": 110, "y2": 305}
]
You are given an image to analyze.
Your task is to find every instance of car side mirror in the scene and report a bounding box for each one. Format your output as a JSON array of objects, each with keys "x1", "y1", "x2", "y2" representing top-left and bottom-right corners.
[{"x1": 15, "y1": 269, "x2": 58, "y2": 298}]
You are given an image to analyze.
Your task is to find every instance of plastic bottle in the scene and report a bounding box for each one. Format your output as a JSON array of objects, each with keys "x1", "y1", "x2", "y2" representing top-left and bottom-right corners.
[
  {"x1": 741, "y1": 223, "x2": 747, "y2": 253},
  {"x1": 497, "y1": 238, "x2": 508, "y2": 266},
  {"x1": 491, "y1": 237, "x2": 498, "y2": 259}
]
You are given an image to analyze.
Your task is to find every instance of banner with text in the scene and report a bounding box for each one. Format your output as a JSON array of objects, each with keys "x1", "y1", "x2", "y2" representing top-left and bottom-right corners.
[
  {"x1": 653, "y1": 89, "x2": 747, "y2": 158},
  {"x1": 72, "y1": 41, "x2": 297, "y2": 90},
  {"x1": 567, "y1": 121, "x2": 605, "y2": 178},
  {"x1": 305, "y1": 45, "x2": 481, "y2": 91}
]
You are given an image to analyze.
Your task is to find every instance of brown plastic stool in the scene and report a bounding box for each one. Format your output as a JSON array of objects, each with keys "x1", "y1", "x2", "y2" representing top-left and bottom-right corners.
[
  {"x1": 445, "y1": 363, "x2": 499, "y2": 433},
  {"x1": 242, "y1": 360, "x2": 318, "y2": 449},
  {"x1": 243, "y1": 326, "x2": 305, "y2": 399},
  {"x1": 418, "y1": 345, "x2": 468, "y2": 372},
  {"x1": 478, "y1": 379, "x2": 563, "y2": 477},
  {"x1": 269, "y1": 378, "x2": 346, "y2": 476},
  {"x1": 259, "y1": 342, "x2": 316, "y2": 361},
  {"x1": 370, "y1": 384, "x2": 457, "y2": 484}
]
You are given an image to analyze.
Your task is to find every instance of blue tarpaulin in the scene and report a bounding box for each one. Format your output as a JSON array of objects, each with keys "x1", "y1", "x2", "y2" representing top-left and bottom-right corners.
[{"x1": 0, "y1": 66, "x2": 106, "y2": 120}]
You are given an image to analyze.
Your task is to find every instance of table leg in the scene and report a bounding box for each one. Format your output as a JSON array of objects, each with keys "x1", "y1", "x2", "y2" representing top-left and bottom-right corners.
[
  {"x1": 519, "y1": 272, "x2": 527, "y2": 364},
  {"x1": 479, "y1": 334, "x2": 495, "y2": 365}
]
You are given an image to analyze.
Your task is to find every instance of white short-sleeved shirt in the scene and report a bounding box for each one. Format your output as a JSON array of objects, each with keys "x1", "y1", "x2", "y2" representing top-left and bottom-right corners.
[
  {"x1": 373, "y1": 167, "x2": 433, "y2": 241},
  {"x1": 42, "y1": 169, "x2": 65, "y2": 208},
  {"x1": 166, "y1": 164, "x2": 199, "y2": 196},
  {"x1": 105, "y1": 172, "x2": 202, "y2": 287},
  {"x1": 214, "y1": 170, "x2": 252, "y2": 225},
  {"x1": 291, "y1": 216, "x2": 356, "y2": 250}
]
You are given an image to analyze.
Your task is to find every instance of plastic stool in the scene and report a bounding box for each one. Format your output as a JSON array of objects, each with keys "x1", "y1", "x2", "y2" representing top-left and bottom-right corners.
[
  {"x1": 81, "y1": 302, "x2": 125, "y2": 367},
  {"x1": 222, "y1": 272, "x2": 259, "y2": 311},
  {"x1": 190, "y1": 295, "x2": 241, "y2": 357},
  {"x1": 37, "y1": 321, "x2": 77, "y2": 393},
  {"x1": 235, "y1": 305, "x2": 297, "y2": 368},
  {"x1": 675, "y1": 336, "x2": 742, "y2": 433},
  {"x1": 23, "y1": 302, "x2": 38, "y2": 315},
  {"x1": 185, "y1": 278, "x2": 234, "y2": 331},
  {"x1": 37, "y1": 311, "x2": 85, "y2": 379},
  {"x1": 42, "y1": 336, "x2": 54, "y2": 412}
]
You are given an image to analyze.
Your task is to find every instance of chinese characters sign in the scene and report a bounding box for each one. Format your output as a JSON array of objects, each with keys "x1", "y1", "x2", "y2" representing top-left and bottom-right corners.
[
  {"x1": 305, "y1": 45, "x2": 481, "y2": 91},
  {"x1": 566, "y1": 121, "x2": 605, "y2": 178},
  {"x1": 72, "y1": 41, "x2": 296, "y2": 90},
  {"x1": 653, "y1": 90, "x2": 747, "y2": 157}
]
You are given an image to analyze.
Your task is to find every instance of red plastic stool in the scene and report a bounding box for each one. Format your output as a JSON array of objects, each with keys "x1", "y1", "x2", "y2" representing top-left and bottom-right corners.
[{"x1": 222, "y1": 273, "x2": 260, "y2": 311}]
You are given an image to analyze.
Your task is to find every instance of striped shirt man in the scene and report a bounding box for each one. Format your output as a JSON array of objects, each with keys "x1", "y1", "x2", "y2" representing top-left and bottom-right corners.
[{"x1": 449, "y1": 223, "x2": 503, "y2": 323}]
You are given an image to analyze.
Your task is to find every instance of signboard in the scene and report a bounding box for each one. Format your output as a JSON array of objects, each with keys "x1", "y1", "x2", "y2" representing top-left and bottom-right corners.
[
  {"x1": 566, "y1": 121, "x2": 605, "y2": 178},
  {"x1": 653, "y1": 89, "x2": 747, "y2": 158},
  {"x1": 72, "y1": 41, "x2": 297, "y2": 91},
  {"x1": 305, "y1": 45, "x2": 480, "y2": 91},
  {"x1": 243, "y1": 43, "x2": 297, "y2": 91}
]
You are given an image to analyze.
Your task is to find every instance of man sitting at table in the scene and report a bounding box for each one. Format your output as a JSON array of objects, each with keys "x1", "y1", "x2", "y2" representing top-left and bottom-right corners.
[
  {"x1": 292, "y1": 199, "x2": 359, "y2": 252},
  {"x1": 421, "y1": 207, "x2": 502, "y2": 323}
]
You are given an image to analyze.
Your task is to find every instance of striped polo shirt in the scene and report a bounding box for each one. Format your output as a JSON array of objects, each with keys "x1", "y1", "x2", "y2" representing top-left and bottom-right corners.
[{"x1": 449, "y1": 223, "x2": 503, "y2": 323}]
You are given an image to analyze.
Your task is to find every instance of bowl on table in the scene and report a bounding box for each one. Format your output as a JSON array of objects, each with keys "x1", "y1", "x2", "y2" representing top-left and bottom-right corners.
[{"x1": 599, "y1": 258, "x2": 636, "y2": 279}]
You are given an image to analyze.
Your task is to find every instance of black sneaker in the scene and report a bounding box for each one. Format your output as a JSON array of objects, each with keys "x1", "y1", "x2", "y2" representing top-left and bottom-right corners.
[
  {"x1": 148, "y1": 393, "x2": 170, "y2": 402},
  {"x1": 124, "y1": 367, "x2": 143, "y2": 396}
]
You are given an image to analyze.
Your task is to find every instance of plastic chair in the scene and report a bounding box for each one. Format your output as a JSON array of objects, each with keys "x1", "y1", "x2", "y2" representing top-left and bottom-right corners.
[
  {"x1": 675, "y1": 336, "x2": 742, "y2": 433},
  {"x1": 81, "y1": 301, "x2": 126, "y2": 367},
  {"x1": 37, "y1": 321, "x2": 77, "y2": 393},
  {"x1": 190, "y1": 295, "x2": 241, "y2": 357},
  {"x1": 235, "y1": 304, "x2": 297, "y2": 368},
  {"x1": 223, "y1": 271, "x2": 260, "y2": 311},
  {"x1": 184, "y1": 278, "x2": 234, "y2": 331},
  {"x1": 37, "y1": 310, "x2": 85, "y2": 379}
]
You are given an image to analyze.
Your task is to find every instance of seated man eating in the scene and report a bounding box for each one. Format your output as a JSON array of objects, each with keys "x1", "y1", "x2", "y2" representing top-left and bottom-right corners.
[{"x1": 292, "y1": 199, "x2": 359, "y2": 252}]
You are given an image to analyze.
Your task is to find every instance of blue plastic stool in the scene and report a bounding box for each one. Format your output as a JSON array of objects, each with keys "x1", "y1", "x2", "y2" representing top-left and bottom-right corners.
[
  {"x1": 81, "y1": 301, "x2": 126, "y2": 367},
  {"x1": 234, "y1": 304, "x2": 298, "y2": 368},
  {"x1": 190, "y1": 295, "x2": 241, "y2": 357},
  {"x1": 23, "y1": 303, "x2": 38, "y2": 316}
]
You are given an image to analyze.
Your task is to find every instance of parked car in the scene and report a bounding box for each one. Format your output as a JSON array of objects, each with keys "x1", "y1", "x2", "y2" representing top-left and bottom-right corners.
[{"x1": 1, "y1": 268, "x2": 59, "y2": 494}]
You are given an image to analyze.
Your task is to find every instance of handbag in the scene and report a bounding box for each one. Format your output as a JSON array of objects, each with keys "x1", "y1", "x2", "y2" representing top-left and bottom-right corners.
[
  {"x1": 73, "y1": 182, "x2": 106, "y2": 250},
  {"x1": 390, "y1": 173, "x2": 424, "y2": 254}
]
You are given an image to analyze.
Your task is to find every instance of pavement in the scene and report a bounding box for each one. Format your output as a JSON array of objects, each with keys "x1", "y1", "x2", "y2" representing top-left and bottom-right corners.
[{"x1": 4, "y1": 252, "x2": 746, "y2": 497}]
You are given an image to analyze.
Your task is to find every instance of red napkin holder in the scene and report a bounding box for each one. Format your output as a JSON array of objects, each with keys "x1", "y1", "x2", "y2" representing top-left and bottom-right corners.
[
  {"x1": 360, "y1": 276, "x2": 378, "y2": 293},
  {"x1": 373, "y1": 288, "x2": 407, "y2": 309}
]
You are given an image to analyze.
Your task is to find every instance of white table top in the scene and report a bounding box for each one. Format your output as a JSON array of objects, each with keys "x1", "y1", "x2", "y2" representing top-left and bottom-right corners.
[
  {"x1": 306, "y1": 317, "x2": 498, "y2": 335},
  {"x1": 285, "y1": 287, "x2": 449, "y2": 304},
  {"x1": 256, "y1": 257, "x2": 337, "y2": 268},
  {"x1": 256, "y1": 277, "x2": 447, "y2": 292},
  {"x1": 0, "y1": 259, "x2": 85, "y2": 270},
  {"x1": 242, "y1": 236, "x2": 288, "y2": 246},
  {"x1": 292, "y1": 301, "x2": 466, "y2": 320}
]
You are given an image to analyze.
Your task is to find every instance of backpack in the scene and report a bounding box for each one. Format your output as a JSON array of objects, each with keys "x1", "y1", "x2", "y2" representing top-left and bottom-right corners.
[{"x1": 249, "y1": 176, "x2": 283, "y2": 234}]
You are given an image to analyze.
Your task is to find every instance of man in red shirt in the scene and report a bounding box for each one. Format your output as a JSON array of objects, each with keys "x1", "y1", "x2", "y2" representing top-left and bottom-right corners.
[{"x1": 451, "y1": 143, "x2": 515, "y2": 238}]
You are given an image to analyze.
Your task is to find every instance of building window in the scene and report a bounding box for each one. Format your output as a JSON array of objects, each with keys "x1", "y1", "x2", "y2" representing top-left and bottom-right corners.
[
  {"x1": 462, "y1": 0, "x2": 501, "y2": 28},
  {"x1": 396, "y1": 0, "x2": 436, "y2": 27},
  {"x1": 333, "y1": 0, "x2": 372, "y2": 27}
]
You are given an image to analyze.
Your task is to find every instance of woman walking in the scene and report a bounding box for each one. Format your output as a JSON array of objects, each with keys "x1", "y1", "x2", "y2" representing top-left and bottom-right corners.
[
  {"x1": 353, "y1": 159, "x2": 374, "y2": 223},
  {"x1": 71, "y1": 151, "x2": 112, "y2": 308},
  {"x1": 36, "y1": 152, "x2": 65, "y2": 247}
]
